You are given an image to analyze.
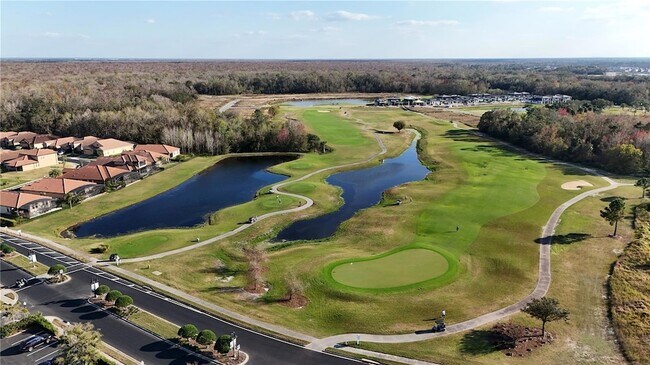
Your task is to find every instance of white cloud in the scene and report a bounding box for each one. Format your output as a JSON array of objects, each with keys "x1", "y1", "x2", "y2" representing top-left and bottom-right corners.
[
  {"x1": 290, "y1": 10, "x2": 316, "y2": 21},
  {"x1": 326, "y1": 11, "x2": 378, "y2": 21},
  {"x1": 582, "y1": 0, "x2": 650, "y2": 21},
  {"x1": 241, "y1": 30, "x2": 268, "y2": 37},
  {"x1": 146, "y1": 18, "x2": 156, "y2": 24},
  {"x1": 395, "y1": 20, "x2": 460, "y2": 27},
  {"x1": 78, "y1": 34, "x2": 91, "y2": 39},
  {"x1": 320, "y1": 26, "x2": 340, "y2": 32},
  {"x1": 265, "y1": 12, "x2": 281, "y2": 20},
  {"x1": 43, "y1": 32, "x2": 61, "y2": 38},
  {"x1": 539, "y1": 6, "x2": 574, "y2": 13}
]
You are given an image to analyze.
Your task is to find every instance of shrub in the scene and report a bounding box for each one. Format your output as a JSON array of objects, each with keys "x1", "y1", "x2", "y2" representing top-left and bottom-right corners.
[
  {"x1": 215, "y1": 334, "x2": 232, "y2": 354},
  {"x1": 91, "y1": 244, "x2": 109, "y2": 254},
  {"x1": 105, "y1": 290, "x2": 122, "y2": 302},
  {"x1": 177, "y1": 324, "x2": 199, "y2": 340},
  {"x1": 115, "y1": 295, "x2": 133, "y2": 309},
  {"x1": 196, "y1": 329, "x2": 217, "y2": 346},
  {"x1": 48, "y1": 264, "x2": 67, "y2": 276},
  {"x1": 0, "y1": 313, "x2": 56, "y2": 338},
  {"x1": 0, "y1": 243, "x2": 15, "y2": 254},
  {"x1": 94, "y1": 285, "x2": 110, "y2": 296}
]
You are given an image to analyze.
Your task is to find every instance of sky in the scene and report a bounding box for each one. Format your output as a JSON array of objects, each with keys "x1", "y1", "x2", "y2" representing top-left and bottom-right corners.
[{"x1": 2, "y1": 0, "x2": 649, "y2": 59}]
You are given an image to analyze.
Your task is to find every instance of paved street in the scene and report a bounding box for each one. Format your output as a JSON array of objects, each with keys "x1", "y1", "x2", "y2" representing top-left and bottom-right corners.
[{"x1": 1, "y1": 233, "x2": 359, "y2": 365}]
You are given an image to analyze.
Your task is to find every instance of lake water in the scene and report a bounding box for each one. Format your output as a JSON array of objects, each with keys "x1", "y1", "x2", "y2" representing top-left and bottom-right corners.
[
  {"x1": 275, "y1": 138, "x2": 430, "y2": 241},
  {"x1": 73, "y1": 155, "x2": 295, "y2": 238},
  {"x1": 283, "y1": 99, "x2": 370, "y2": 107}
]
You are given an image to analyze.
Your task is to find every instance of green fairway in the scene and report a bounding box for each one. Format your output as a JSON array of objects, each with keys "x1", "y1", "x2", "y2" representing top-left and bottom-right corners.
[{"x1": 330, "y1": 248, "x2": 449, "y2": 289}]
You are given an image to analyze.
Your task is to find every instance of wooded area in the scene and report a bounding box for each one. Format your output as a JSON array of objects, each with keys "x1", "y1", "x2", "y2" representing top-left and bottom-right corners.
[
  {"x1": 1, "y1": 60, "x2": 649, "y2": 156},
  {"x1": 477, "y1": 107, "x2": 650, "y2": 174}
]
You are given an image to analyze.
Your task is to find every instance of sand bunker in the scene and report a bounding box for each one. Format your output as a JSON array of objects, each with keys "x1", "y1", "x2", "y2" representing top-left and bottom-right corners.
[
  {"x1": 561, "y1": 180, "x2": 594, "y2": 190},
  {"x1": 317, "y1": 110, "x2": 331, "y2": 113}
]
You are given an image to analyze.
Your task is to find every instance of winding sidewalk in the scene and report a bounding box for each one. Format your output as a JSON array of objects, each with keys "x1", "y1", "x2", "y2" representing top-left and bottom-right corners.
[{"x1": 120, "y1": 131, "x2": 392, "y2": 264}]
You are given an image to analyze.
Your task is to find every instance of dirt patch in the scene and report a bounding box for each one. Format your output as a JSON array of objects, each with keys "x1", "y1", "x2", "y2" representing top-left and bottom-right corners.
[
  {"x1": 561, "y1": 180, "x2": 594, "y2": 190},
  {"x1": 491, "y1": 323, "x2": 553, "y2": 357},
  {"x1": 407, "y1": 107, "x2": 481, "y2": 127}
]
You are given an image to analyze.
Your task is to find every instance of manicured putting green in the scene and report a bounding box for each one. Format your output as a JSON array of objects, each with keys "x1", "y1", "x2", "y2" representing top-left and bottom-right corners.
[{"x1": 330, "y1": 249, "x2": 449, "y2": 289}]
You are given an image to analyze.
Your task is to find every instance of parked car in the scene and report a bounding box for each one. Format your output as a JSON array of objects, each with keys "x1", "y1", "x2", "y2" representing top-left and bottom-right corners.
[{"x1": 20, "y1": 334, "x2": 53, "y2": 352}]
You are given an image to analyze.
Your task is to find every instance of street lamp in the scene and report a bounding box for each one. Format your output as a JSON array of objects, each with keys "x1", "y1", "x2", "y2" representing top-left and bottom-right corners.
[
  {"x1": 90, "y1": 278, "x2": 99, "y2": 297},
  {"x1": 230, "y1": 331, "x2": 238, "y2": 359}
]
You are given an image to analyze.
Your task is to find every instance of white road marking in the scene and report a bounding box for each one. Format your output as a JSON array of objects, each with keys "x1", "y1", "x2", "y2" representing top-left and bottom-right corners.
[
  {"x1": 10, "y1": 331, "x2": 45, "y2": 346},
  {"x1": 34, "y1": 348, "x2": 60, "y2": 363}
]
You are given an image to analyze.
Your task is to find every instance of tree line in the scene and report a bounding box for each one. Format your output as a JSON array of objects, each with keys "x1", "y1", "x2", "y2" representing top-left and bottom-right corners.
[{"x1": 477, "y1": 107, "x2": 650, "y2": 174}]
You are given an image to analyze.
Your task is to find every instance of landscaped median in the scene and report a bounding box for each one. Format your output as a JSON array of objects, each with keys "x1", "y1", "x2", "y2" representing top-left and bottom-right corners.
[{"x1": 90, "y1": 284, "x2": 248, "y2": 364}]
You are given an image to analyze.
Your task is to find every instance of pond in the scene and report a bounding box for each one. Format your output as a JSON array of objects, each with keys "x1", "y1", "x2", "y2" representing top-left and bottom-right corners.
[
  {"x1": 283, "y1": 99, "x2": 370, "y2": 107},
  {"x1": 73, "y1": 155, "x2": 296, "y2": 238},
  {"x1": 275, "y1": 137, "x2": 430, "y2": 241}
]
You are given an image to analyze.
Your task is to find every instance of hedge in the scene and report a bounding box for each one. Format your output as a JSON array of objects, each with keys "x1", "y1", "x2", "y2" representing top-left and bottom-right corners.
[{"x1": 0, "y1": 313, "x2": 56, "y2": 338}]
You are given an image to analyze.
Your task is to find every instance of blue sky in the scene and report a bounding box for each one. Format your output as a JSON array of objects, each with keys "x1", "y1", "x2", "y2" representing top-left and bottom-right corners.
[{"x1": 2, "y1": 1, "x2": 649, "y2": 59}]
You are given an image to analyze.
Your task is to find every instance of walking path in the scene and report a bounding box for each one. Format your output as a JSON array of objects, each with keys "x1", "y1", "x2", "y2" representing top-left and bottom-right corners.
[
  {"x1": 218, "y1": 99, "x2": 241, "y2": 113},
  {"x1": 119, "y1": 131, "x2": 393, "y2": 263}
]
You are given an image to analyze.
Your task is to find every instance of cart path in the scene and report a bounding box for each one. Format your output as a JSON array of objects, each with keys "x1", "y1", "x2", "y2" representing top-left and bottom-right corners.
[{"x1": 119, "y1": 130, "x2": 396, "y2": 263}]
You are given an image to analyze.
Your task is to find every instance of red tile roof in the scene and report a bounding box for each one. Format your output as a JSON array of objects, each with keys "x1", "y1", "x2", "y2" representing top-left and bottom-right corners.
[
  {"x1": 134, "y1": 144, "x2": 180, "y2": 155},
  {"x1": 0, "y1": 191, "x2": 53, "y2": 209},
  {"x1": 0, "y1": 150, "x2": 21, "y2": 163},
  {"x1": 3, "y1": 155, "x2": 39, "y2": 168},
  {"x1": 95, "y1": 138, "x2": 133, "y2": 150},
  {"x1": 20, "y1": 178, "x2": 98, "y2": 195},
  {"x1": 18, "y1": 149, "x2": 57, "y2": 156},
  {"x1": 61, "y1": 165, "x2": 129, "y2": 183}
]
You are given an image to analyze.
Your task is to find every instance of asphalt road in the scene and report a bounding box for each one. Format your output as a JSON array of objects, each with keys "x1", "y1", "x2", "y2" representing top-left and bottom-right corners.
[
  {"x1": 1, "y1": 260, "x2": 208, "y2": 365},
  {"x1": 1, "y1": 233, "x2": 359, "y2": 365}
]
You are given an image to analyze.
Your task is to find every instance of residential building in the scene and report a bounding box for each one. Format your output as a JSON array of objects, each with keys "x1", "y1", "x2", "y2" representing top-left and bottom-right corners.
[
  {"x1": 44, "y1": 137, "x2": 77, "y2": 152},
  {"x1": 61, "y1": 165, "x2": 130, "y2": 184},
  {"x1": 1, "y1": 131, "x2": 37, "y2": 148},
  {"x1": 72, "y1": 136, "x2": 99, "y2": 154},
  {"x1": 134, "y1": 144, "x2": 181, "y2": 158},
  {"x1": 19, "y1": 178, "x2": 103, "y2": 200},
  {"x1": 84, "y1": 138, "x2": 134, "y2": 156},
  {"x1": 1, "y1": 149, "x2": 58, "y2": 172},
  {"x1": 0, "y1": 191, "x2": 57, "y2": 218},
  {"x1": 19, "y1": 134, "x2": 59, "y2": 149}
]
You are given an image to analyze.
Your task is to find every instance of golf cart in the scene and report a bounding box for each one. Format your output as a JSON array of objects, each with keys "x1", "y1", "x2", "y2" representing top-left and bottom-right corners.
[{"x1": 432, "y1": 319, "x2": 446, "y2": 333}]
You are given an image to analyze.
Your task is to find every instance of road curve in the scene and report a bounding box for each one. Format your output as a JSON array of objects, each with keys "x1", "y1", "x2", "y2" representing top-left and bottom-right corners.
[{"x1": 120, "y1": 130, "x2": 397, "y2": 263}]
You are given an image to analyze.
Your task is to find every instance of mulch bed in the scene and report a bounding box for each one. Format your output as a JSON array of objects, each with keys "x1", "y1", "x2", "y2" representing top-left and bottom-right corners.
[{"x1": 491, "y1": 322, "x2": 553, "y2": 357}]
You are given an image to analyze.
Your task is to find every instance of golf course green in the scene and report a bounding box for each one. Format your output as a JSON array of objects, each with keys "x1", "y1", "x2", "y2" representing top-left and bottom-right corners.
[{"x1": 330, "y1": 248, "x2": 449, "y2": 289}]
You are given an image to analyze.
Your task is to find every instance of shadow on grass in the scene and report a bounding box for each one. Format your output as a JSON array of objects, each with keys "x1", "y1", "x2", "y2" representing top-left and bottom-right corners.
[
  {"x1": 460, "y1": 330, "x2": 505, "y2": 355},
  {"x1": 601, "y1": 196, "x2": 627, "y2": 202},
  {"x1": 535, "y1": 233, "x2": 591, "y2": 245}
]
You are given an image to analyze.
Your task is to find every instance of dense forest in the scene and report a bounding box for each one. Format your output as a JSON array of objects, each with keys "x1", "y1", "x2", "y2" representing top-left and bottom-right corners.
[
  {"x1": 477, "y1": 107, "x2": 650, "y2": 174},
  {"x1": 1, "y1": 60, "x2": 649, "y2": 155}
]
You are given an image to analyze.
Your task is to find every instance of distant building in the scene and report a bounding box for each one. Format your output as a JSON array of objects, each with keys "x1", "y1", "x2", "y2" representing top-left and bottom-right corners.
[
  {"x1": 84, "y1": 138, "x2": 134, "y2": 156},
  {"x1": 1, "y1": 131, "x2": 37, "y2": 149},
  {"x1": 134, "y1": 144, "x2": 181, "y2": 158},
  {"x1": 19, "y1": 134, "x2": 59, "y2": 150},
  {"x1": 72, "y1": 136, "x2": 99, "y2": 154},
  {"x1": 0, "y1": 191, "x2": 57, "y2": 219}
]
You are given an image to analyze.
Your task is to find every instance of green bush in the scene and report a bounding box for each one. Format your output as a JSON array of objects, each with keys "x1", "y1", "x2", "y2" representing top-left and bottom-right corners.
[
  {"x1": 196, "y1": 329, "x2": 217, "y2": 346},
  {"x1": 94, "y1": 285, "x2": 110, "y2": 296},
  {"x1": 105, "y1": 290, "x2": 122, "y2": 302},
  {"x1": 177, "y1": 324, "x2": 199, "y2": 340},
  {"x1": 215, "y1": 334, "x2": 232, "y2": 354},
  {"x1": 115, "y1": 295, "x2": 133, "y2": 309},
  {"x1": 48, "y1": 264, "x2": 67, "y2": 276},
  {"x1": 91, "y1": 244, "x2": 109, "y2": 254},
  {"x1": 0, "y1": 243, "x2": 15, "y2": 254},
  {"x1": 0, "y1": 313, "x2": 56, "y2": 338}
]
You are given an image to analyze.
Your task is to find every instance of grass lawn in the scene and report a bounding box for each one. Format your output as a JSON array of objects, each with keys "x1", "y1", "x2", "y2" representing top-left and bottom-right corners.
[
  {"x1": 1, "y1": 252, "x2": 50, "y2": 276},
  {"x1": 328, "y1": 247, "x2": 449, "y2": 289},
  {"x1": 128, "y1": 309, "x2": 180, "y2": 340},
  {"x1": 355, "y1": 185, "x2": 634, "y2": 364},
  {"x1": 0, "y1": 163, "x2": 64, "y2": 189},
  {"x1": 121, "y1": 106, "x2": 612, "y2": 339}
]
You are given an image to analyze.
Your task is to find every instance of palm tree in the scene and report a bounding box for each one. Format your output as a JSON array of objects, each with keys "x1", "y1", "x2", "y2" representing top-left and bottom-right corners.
[{"x1": 63, "y1": 193, "x2": 82, "y2": 209}]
